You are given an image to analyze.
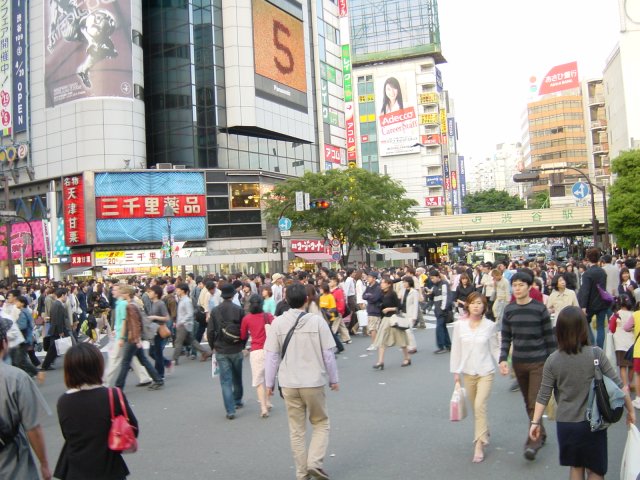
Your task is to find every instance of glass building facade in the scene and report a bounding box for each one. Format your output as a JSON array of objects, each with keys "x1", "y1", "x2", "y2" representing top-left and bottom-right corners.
[{"x1": 142, "y1": 0, "x2": 319, "y2": 175}]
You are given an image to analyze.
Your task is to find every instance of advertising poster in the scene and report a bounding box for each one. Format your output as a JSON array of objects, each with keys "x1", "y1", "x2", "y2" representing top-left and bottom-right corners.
[
  {"x1": 458, "y1": 155, "x2": 467, "y2": 199},
  {"x1": 44, "y1": 0, "x2": 133, "y2": 108},
  {"x1": 94, "y1": 171, "x2": 207, "y2": 243},
  {"x1": 12, "y1": 0, "x2": 27, "y2": 134},
  {"x1": 252, "y1": 0, "x2": 307, "y2": 111},
  {"x1": 375, "y1": 72, "x2": 420, "y2": 156},
  {"x1": 0, "y1": 0, "x2": 12, "y2": 136},
  {"x1": 62, "y1": 175, "x2": 87, "y2": 245},
  {"x1": 538, "y1": 61, "x2": 578, "y2": 96},
  {"x1": 0, "y1": 221, "x2": 46, "y2": 261}
]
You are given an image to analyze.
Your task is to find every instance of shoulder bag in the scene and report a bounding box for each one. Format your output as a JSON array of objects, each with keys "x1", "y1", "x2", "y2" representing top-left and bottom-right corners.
[
  {"x1": 596, "y1": 283, "x2": 614, "y2": 306},
  {"x1": 108, "y1": 388, "x2": 137, "y2": 454},
  {"x1": 277, "y1": 312, "x2": 306, "y2": 398},
  {"x1": 592, "y1": 347, "x2": 624, "y2": 425},
  {"x1": 624, "y1": 330, "x2": 640, "y2": 362},
  {"x1": 389, "y1": 313, "x2": 411, "y2": 330}
]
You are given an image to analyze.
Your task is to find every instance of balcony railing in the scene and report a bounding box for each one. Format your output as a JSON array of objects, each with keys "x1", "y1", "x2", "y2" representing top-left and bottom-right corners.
[
  {"x1": 589, "y1": 94, "x2": 605, "y2": 105},
  {"x1": 593, "y1": 144, "x2": 609, "y2": 154},
  {"x1": 590, "y1": 119, "x2": 607, "y2": 130}
]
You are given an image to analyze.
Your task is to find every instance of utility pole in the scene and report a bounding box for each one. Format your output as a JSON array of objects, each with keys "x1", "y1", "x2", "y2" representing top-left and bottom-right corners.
[{"x1": 3, "y1": 175, "x2": 14, "y2": 280}]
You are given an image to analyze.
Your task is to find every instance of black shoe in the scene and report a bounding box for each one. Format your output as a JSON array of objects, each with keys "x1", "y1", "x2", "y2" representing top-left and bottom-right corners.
[
  {"x1": 226, "y1": 413, "x2": 235, "y2": 420},
  {"x1": 372, "y1": 363, "x2": 384, "y2": 370},
  {"x1": 235, "y1": 402, "x2": 244, "y2": 409},
  {"x1": 40, "y1": 366, "x2": 55, "y2": 371},
  {"x1": 433, "y1": 349, "x2": 447, "y2": 354},
  {"x1": 136, "y1": 381, "x2": 152, "y2": 387},
  {"x1": 147, "y1": 382, "x2": 164, "y2": 390},
  {"x1": 524, "y1": 447, "x2": 537, "y2": 461}
]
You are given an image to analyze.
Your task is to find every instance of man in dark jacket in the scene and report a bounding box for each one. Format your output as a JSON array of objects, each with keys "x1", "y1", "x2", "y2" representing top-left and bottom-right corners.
[
  {"x1": 40, "y1": 288, "x2": 69, "y2": 371},
  {"x1": 577, "y1": 248, "x2": 609, "y2": 348},
  {"x1": 429, "y1": 269, "x2": 452, "y2": 354},
  {"x1": 207, "y1": 284, "x2": 246, "y2": 419}
]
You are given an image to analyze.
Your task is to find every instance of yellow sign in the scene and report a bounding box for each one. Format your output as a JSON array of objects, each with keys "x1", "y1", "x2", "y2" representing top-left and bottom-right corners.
[
  {"x1": 440, "y1": 110, "x2": 447, "y2": 135},
  {"x1": 95, "y1": 251, "x2": 125, "y2": 259},
  {"x1": 419, "y1": 113, "x2": 439, "y2": 125},
  {"x1": 358, "y1": 94, "x2": 374, "y2": 103},
  {"x1": 418, "y1": 92, "x2": 438, "y2": 104}
]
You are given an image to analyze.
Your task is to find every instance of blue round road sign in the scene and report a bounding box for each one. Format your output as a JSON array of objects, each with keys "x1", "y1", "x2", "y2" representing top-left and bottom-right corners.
[
  {"x1": 571, "y1": 182, "x2": 590, "y2": 200},
  {"x1": 278, "y1": 217, "x2": 292, "y2": 231}
]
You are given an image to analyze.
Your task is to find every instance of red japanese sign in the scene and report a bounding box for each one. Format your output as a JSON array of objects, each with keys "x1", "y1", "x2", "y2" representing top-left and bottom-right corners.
[
  {"x1": 420, "y1": 134, "x2": 442, "y2": 145},
  {"x1": 324, "y1": 145, "x2": 342, "y2": 164},
  {"x1": 425, "y1": 196, "x2": 445, "y2": 207},
  {"x1": 63, "y1": 175, "x2": 86, "y2": 245},
  {"x1": 71, "y1": 252, "x2": 92, "y2": 267},
  {"x1": 538, "y1": 61, "x2": 579, "y2": 95},
  {"x1": 345, "y1": 102, "x2": 357, "y2": 165},
  {"x1": 95, "y1": 195, "x2": 206, "y2": 220},
  {"x1": 290, "y1": 239, "x2": 325, "y2": 253},
  {"x1": 338, "y1": 0, "x2": 347, "y2": 17}
]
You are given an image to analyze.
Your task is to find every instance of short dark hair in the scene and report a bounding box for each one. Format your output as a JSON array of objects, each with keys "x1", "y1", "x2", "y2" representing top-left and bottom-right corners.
[
  {"x1": 248, "y1": 294, "x2": 264, "y2": 314},
  {"x1": 150, "y1": 285, "x2": 164, "y2": 298},
  {"x1": 401, "y1": 275, "x2": 414, "y2": 288},
  {"x1": 63, "y1": 343, "x2": 105, "y2": 388},
  {"x1": 551, "y1": 273, "x2": 567, "y2": 291},
  {"x1": 555, "y1": 306, "x2": 589, "y2": 354},
  {"x1": 15, "y1": 295, "x2": 29, "y2": 307},
  {"x1": 176, "y1": 283, "x2": 190, "y2": 294},
  {"x1": 511, "y1": 272, "x2": 533, "y2": 286},
  {"x1": 205, "y1": 281, "x2": 216, "y2": 291},
  {"x1": 55, "y1": 288, "x2": 68, "y2": 298},
  {"x1": 464, "y1": 291, "x2": 487, "y2": 314},
  {"x1": 585, "y1": 248, "x2": 599, "y2": 264},
  {"x1": 602, "y1": 254, "x2": 612, "y2": 264},
  {"x1": 286, "y1": 282, "x2": 307, "y2": 309}
]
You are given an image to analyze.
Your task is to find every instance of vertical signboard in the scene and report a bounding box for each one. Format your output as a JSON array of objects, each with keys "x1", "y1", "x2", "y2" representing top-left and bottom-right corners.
[
  {"x1": 375, "y1": 72, "x2": 420, "y2": 156},
  {"x1": 44, "y1": 0, "x2": 134, "y2": 108},
  {"x1": 12, "y1": 0, "x2": 25, "y2": 134},
  {"x1": 342, "y1": 43, "x2": 356, "y2": 168},
  {"x1": 338, "y1": 0, "x2": 347, "y2": 17},
  {"x1": 439, "y1": 109, "x2": 447, "y2": 136},
  {"x1": 62, "y1": 175, "x2": 87, "y2": 245},
  {"x1": 342, "y1": 45, "x2": 352, "y2": 102},
  {"x1": 435, "y1": 67, "x2": 443, "y2": 92},
  {"x1": 458, "y1": 155, "x2": 467, "y2": 210},
  {"x1": 0, "y1": 0, "x2": 12, "y2": 136},
  {"x1": 443, "y1": 161, "x2": 451, "y2": 191}
]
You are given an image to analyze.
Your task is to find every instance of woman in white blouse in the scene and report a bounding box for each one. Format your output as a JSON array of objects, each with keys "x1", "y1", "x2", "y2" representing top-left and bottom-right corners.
[
  {"x1": 450, "y1": 292, "x2": 499, "y2": 464},
  {"x1": 546, "y1": 274, "x2": 579, "y2": 325}
]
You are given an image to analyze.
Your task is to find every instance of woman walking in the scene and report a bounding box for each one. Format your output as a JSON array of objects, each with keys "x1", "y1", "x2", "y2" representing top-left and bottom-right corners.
[
  {"x1": 609, "y1": 294, "x2": 635, "y2": 390},
  {"x1": 455, "y1": 273, "x2": 475, "y2": 314},
  {"x1": 529, "y1": 306, "x2": 635, "y2": 479},
  {"x1": 400, "y1": 276, "x2": 419, "y2": 354},
  {"x1": 241, "y1": 294, "x2": 274, "y2": 418},
  {"x1": 372, "y1": 277, "x2": 411, "y2": 369},
  {"x1": 546, "y1": 274, "x2": 579, "y2": 324},
  {"x1": 54, "y1": 343, "x2": 139, "y2": 479},
  {"x1": 450, "y1": 292, "x2": 499, "y2": 463}
]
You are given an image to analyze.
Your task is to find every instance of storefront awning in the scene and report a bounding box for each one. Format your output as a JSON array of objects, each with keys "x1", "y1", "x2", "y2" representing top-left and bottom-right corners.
[
  {"x1": 62, "y1": 267, "x2": 93, "y2": 276},
  {"x1": 370, "y1": 249, "x2": 418, "y2": 261},
  {"x1": 295, "y1": 253, "x2": 334, "y2": 262}
]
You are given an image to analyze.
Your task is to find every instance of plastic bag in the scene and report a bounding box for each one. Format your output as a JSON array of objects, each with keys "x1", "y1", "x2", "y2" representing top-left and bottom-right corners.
[
  {"x1": 211, "y1": 355, "x2": 219, "y2": 378},
  {"x1": 356, "y1": 309, "x2": 368, "y2": 327},
  {"x1": 449, "y1": 382, "x2": 467, "y2": 422},
  {"x1": 55, "y1": 336, "x2": 73, "y2": 355},
  {"x1": 604, "y1": 332, "x2": 616, "y2": 369},
  {"x1": 620, "y1": 424, "x2": 640, "y2": 480},
  {"x1": 545, "y1": 394, "x2": 557, "y2": 421}
]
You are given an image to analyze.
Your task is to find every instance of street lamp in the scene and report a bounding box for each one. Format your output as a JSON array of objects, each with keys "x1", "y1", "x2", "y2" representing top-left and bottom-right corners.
[
  {"x1": 513, "y1": 167, "x2": 610, "y2": 252},
  {"x1": 162, "y1": 204, "x2": 175, "y2": 278}
]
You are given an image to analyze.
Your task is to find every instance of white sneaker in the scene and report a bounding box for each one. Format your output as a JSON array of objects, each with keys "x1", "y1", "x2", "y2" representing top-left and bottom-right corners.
[
  {"x1": 366, "y1": 345, "x2": 376, "y2": 351},
  {"x1": 632, "y1": 397, "x2": 640, "y2": 410}
]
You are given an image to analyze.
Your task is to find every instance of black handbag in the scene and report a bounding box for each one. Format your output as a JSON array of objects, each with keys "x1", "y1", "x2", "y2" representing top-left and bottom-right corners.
[
  {"x1": 624, "y1": 331, "x2": 640, "y2": 362},
  {"x1": 593, "y1": 348, "x2": 624, "y2": 424}
]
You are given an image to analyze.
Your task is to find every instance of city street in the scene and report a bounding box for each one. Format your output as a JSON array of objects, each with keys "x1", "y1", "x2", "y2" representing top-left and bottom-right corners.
[{"x1": 35, "y1": 321, "x2": 632, "y2": 480}]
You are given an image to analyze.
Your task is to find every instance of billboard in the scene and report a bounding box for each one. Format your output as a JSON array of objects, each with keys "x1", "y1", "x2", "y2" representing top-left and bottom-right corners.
[
  {"x1": 425, "y1": 196, "x2": 444, "y2": 207},
  {"x1": 426, "y1": 175, "x2": 443, "y2": 186},
  {"x1": 324, "y1": 145, "x2": 342, "y2": 165},
  {"x1": 538, "y1": 61, "x2": 579, "y2": 96},
  {"x1": 12, "y1": 0, "x2": 27, "y2": 134},
  {"x1": 0, "y1": 0, "x2": 12, "y2": 136},
  {"x1": 252, "y1": 0, "x2": 307, "y2": 111},
  {"x1": 94, "y1": 171, "x2": 207, "y2": 243},
  {"x1": 63, "y1": 175, "x2": 87, "y2": 245},
  {"x1": 44, "y1": 0, "x2": 133, "y2": 108},
  {"x1": 0, "y1": 221, "x2": 46, "y2": 261},
  {"x1": 375, "y1": 72, "x2": 420, "y2": 156}
]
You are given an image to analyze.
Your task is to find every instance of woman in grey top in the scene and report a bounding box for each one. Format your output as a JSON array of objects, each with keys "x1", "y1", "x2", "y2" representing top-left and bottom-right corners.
[{"x1": 529, "y1": 306, "x2": 635, "y2": 479}]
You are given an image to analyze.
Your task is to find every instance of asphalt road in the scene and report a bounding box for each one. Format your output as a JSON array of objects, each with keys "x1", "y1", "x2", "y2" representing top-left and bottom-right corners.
[{"x1": 36, "y1": 320, "x2": 633, "y2": 480}]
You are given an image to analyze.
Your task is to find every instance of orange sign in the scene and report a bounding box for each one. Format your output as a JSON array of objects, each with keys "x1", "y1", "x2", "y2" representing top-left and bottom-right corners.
[{"x1": 253, "y1": 0, "x2": 306, "y2": 93}]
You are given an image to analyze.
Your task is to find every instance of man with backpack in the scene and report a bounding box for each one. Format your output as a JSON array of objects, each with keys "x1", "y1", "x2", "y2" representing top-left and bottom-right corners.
[
  {"x1": 429, "y1": 269, "x2": 452, "y2": 354},
  {"x1": 207, "y1": 284, "x2": 246, "y2": 419}
]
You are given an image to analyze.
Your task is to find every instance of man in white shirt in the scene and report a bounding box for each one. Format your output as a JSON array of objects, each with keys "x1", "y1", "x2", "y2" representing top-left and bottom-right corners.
[{"x1": 271, "y1": 274, "x2": 284, "y2": 304}]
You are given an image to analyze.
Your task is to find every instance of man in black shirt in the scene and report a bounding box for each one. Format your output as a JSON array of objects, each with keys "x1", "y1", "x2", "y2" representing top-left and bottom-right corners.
[
  {"x1": 41, "y1": 289, "x2": 69, "y2": 371},
  {"x1": 577, "y1": 248, "x2": 609, "y2": 348}
]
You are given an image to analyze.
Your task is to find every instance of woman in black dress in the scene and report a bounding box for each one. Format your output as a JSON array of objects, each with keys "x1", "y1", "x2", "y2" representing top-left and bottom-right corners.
[
  {"x1": 54, "y1": 343, "x2": 138, "y2": 480},
  {"x1": 455, "y1": 273, "x2": 475, "y2": 314},
  {"x1": 372, "y1": 277, "x2": 411, "y2": 370}
]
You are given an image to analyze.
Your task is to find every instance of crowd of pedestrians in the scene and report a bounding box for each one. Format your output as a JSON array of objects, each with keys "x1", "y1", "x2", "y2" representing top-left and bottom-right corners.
[{"x1": 1, "y1": 248, "x2": 639, "y2": 479}]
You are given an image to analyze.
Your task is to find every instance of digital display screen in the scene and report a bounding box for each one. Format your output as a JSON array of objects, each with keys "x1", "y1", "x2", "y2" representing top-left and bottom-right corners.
[{"x1": 253, "y1": 0, "x2": 307, "y2": 111}]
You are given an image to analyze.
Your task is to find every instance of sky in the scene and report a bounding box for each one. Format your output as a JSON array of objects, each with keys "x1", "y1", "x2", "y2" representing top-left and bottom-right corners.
[{"x1": 436, "y1": 0, "x2": 622, "y2": 167}]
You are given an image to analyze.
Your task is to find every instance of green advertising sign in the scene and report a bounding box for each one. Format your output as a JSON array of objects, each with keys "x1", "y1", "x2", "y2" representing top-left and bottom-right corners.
[{"x1": 341, "y1": 45, "x2": 352, "y2": 102}]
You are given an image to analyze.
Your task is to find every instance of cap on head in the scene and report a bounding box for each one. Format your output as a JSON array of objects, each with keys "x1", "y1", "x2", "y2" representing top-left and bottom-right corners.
[{"x1": 221, "y1": 284, "x2": 236, "y2": 299}]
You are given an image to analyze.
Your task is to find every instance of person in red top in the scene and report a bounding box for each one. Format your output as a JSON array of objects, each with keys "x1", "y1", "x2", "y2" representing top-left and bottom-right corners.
[
  {"x1": 329, "y1": 276, "x2": 351, "y2": 344},
  {"x1": 240, "y1": 294, "x2": 274, "y2": 418}
]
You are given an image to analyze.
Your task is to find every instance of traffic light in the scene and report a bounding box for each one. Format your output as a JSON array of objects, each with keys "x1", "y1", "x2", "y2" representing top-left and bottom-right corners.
[{"x1": 309, "y1": 199, "x2": 331, "y2": 209}]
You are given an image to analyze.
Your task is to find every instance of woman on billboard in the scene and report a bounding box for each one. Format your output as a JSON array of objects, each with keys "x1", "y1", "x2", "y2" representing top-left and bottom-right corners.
[{"x1": 380, "y1": 77, "x2": 404, "y2": 115}]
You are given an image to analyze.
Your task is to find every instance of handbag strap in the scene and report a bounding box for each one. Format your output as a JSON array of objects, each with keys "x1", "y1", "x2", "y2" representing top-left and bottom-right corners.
[
  {"x1": 109, "y1": 388, "x2": 115, "y2": 420},
  {"x1": 116, "y1": 388, "x2": 129, "y2": 422},
  {"x1": 281, "y1": 312, "x2": 305, "y2": 360}
]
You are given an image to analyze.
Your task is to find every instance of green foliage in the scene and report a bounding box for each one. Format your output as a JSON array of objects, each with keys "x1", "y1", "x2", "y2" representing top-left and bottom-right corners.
[
  {"x1": 609, "y1": 150, "x2": 640, "y2": 249},
  {"x1": 528, "y1": 191, "x2": 550, "y2": 209},
  {"x1": 263, "y1": 168, "x2": 418, "y2": 265},
  {"x1": 463, "y1": 188, "x2": 525, "y2": 213}
]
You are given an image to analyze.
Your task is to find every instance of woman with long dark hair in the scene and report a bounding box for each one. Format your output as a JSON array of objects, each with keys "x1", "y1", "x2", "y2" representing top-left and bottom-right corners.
[
  {"x1": 529, "y1": 306, "x2": 635, "y2": 479},
  {"x1": 372, "y1": 277, "x2": 410, "y2": 369},
  {"x1": 380, "y1": 77, "x2": 403, "y2": 115}
]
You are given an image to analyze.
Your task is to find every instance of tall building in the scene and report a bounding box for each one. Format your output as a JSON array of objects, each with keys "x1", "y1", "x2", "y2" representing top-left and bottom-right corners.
[
  {"x1": 0, "y1": 0, "x2": 347, "y2": 279},
  {"x1": 583, "y1": 79, "x2": 610, "y2": 183},
  {"x1": 348, "y1": 0, "x2": 461, "y2": 215},
  {"x1": 603, "y1": 0, "x2": 640, "y2": 160},
  {"x1": 492, "y1": 143, "x2": 522, "y2": 196}
]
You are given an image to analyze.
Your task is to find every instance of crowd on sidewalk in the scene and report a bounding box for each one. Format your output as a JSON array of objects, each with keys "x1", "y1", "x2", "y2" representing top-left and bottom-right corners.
[{"x1": 1, "y1": 248, "x2": 639, "y2": 479}]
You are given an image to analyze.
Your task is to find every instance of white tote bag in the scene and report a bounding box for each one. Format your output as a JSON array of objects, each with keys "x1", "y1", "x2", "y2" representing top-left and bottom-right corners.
[
  {"x1": 449, "y1": 382, "x2": 467, "y2": 422},
  {"x1": 356, "y1": 309, "x2": 368, "y2": 327},
  {"x1": 621, "y1": 424, "x2": 640, "y2": 480},
  {"x1": 55, "y1": 336, "x2": 73, "y2": 355},
  {"x1": 603, "y1": 332, "x2": 616, "y2": 369}
]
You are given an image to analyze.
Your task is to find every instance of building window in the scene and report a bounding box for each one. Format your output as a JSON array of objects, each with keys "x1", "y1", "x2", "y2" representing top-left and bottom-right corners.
[{"x1": 229, "y1": 183, "x2": 260, "y2": 209}]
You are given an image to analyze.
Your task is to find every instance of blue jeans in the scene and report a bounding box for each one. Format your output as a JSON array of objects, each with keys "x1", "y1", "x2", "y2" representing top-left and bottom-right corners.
[
  {"x1": 115, "y1": 342, "x2": 162, "y2": 389},
  {"x1": 149, "y1": 334, "x2": 169, "y2": 378},
  {"x1": 216, "y1": 352, "x2": 244, "y2": 415},
  {"x1": 587, "y1": 310, "x2": 607, "y2": 349},
  {"x1": 435, "y1": 312, "x2": 451, "y2": 350}
]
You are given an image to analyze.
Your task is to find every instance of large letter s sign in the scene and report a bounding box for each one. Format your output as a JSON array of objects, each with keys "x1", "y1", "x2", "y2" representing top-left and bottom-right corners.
[{"x1": 273, "y1": 20, "x2": 294, "y2": 74}]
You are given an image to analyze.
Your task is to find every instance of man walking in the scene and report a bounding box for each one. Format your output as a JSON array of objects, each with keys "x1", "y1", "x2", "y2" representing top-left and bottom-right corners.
[
  {"x1": 265, "y1": 283, "x2": 339, "y2": 480},
  {"x1": 40, "y1": 288, "x2": 70, "y2": 371},
  {"x1": 429, "y1": 269, "x2": 452, "y2": 354},
  {"x1": 577, "y1": 248, "x2": 609, "y2": 348},
  {"x1": 172, "y1": 283, "x2": 210, "y2": 365},
  {"x1": 207, "y1": 284, "x2": 246, "y2": 419},
  {"x1": 499, "y1": 272, "x2": 556, "y2": 461}
]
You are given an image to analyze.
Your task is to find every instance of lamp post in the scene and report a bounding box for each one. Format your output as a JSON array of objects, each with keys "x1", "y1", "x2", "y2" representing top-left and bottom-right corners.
[
  {"x1": 163, "y1": 204, "x2": 175, "y2": 278},
  {"x1": 513, "y1": 166, "x2": 610, "y2": 252}
]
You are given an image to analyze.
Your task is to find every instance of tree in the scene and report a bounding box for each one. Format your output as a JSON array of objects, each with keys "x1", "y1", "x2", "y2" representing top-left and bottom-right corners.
[
  {"x1": 608, "y1": 149, "x2": 640, "y2": 249},
  {"x1": 528, "y1": 191, "x2": 550, "y2": 209},
  {"x1": 263, "y1": 168, "x2": 418, "y2": 266},
  {"x1": 463, "y1": 188, "x2": 525, "y2": 213}
]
